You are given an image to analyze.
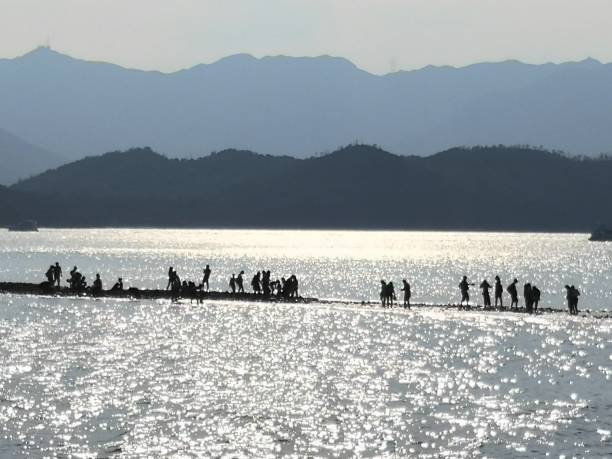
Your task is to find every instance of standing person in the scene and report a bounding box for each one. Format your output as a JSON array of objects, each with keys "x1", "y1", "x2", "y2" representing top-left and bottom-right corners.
[
  {"x1": 524, "y1": 283, "x2": 533, "y2": 313},
  {"x1": 262, "y1": 271, "x2": 271, "y2": 297},
  {"x1": 569, "y1": 285, "x2": 580, "y2": 314},
  {"x1": 251, "y1": 272, "x2": 261, "y2": 294},
  {"x1": 387, "y1": 282, "x2": 396, "y2": 307},
  {"x1": 229, "y1": 274, "x2": 236, "y2": 294},
  {"x1": 53, "y1": 262, "x2": 62, "y2": 287},
  {"x1": 459, "y1": 276, "x2": 473, "y2": 306},
  {"x1": 532, "y1": 285, "x2": 541, "y2": 311},
  {"x1": 92, "y1": 273, "x2": 103, "y2": 295},
  {"x1": 507, "y1": 278, "x2": 519, "y2": 309},
  {"x1": 45, "y1": 265, "x2": 55, "y2": 284},
  {"x1": 166, "y1": 267, "x2": 175, "y2": 290},
  {"x1": 202, "y1": 265, "x2": 211, "y2": 292},
  {"x1": 494, "y1": 276, "x2": 503, "y2": 307},
  {"x1": 480, "y1": 279, "x2": 492, "y2": 307},
  {"x1": 565, "y1": 285, "x2": 574, "y2": 314},
  {"x1": 401, "y1": 279, "x2": 411, "y2": 309},
  {"x1": 380, "y1": 280, "x2": 388, "y2": 307},
  {"x1": 236, "y1": 271, "x2": 245, "y2": 293}
]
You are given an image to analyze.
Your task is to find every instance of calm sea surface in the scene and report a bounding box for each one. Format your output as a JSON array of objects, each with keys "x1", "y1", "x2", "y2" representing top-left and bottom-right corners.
[{"x1": 1, "y1": 229, "x2": 611, "y2": 457}]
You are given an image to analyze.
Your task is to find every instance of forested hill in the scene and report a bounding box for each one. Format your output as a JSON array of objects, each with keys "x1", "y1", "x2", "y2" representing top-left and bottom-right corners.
[{"x1": 6, "y1": 145, "x2": 612, "y2": 231}]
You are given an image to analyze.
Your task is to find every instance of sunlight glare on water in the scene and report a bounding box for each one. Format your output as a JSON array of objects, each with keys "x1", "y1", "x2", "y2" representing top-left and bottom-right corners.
[
  {"x1": 1, "y1": 229, "x2": 612, "y2": 457},
  {"x1": 1, "y1": 229, "x2": 611, "y2": 308}
]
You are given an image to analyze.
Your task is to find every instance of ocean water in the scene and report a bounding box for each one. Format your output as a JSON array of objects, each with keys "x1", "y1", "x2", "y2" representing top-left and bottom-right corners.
[{"x1": 1, "y1": 229, "x2": 611, "y2": 457}]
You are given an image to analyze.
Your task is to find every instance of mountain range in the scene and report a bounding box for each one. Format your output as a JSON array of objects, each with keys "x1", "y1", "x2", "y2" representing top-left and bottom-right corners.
[
  {"x1": 0, "y1": 127, "x2": 66, "y2": 185},
  {"x1": 1, "y1": 47, "x2": 612, "y2": 179},
  {"x1": 4, "y1": 144, "x2": 612, "y2": 231}
]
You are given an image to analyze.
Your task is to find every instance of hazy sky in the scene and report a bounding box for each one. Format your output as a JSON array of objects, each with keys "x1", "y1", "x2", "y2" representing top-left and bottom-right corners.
[{"x1": 2, "y1": 0, "x2": 612, "y2": 74}]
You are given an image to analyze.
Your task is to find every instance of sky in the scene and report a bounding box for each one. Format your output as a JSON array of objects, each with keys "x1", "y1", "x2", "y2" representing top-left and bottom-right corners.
[{"x1": 1, "y1": 0, "x2": 612, "y2": 74}]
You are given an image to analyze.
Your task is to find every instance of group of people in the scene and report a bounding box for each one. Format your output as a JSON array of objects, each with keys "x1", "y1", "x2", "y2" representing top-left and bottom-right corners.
[
  {"x1": 41, "y1": 262, "x2": 123, "y2": 295},
  {"x1": 165, "y1": 266, "x2": 300, "y2": 302},
  {"x1": 42, "y1": 261, "x2": 582, "y2": 314},
  {"x1": 377, "y1": 275, "x2": 580, "y2": 315},
  {"x1": 380, "y1": 279, "x2": 411, "y2": 308},
  {"x1": 458, "y1": 275, "x2": 578, "y2": 314},
  {"x1": 44, "y1": 262, "x2": 62, "y2": 287},
  {"x1": 251, "y1": 271, "x2": 299, "y2": 298},
  {"x1": 564, "y1": 285, "x2": 581, "y2": 315}
]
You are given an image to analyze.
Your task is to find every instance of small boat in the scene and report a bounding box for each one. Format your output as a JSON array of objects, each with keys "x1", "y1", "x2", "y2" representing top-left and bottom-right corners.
[
  {"x1": 589, "y1": 225, "x2": 612, "y2": 241},
  {"x1": 7, "y1": 220, "x2": 39, "y2": 232}
]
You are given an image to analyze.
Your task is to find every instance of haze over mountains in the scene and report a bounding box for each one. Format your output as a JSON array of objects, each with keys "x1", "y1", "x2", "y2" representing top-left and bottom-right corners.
[
  {"x1": 4, "y1": 145, "x2": 612, "y2": 231},
  {"x1": 0, "y1": 127, "x2": 66, "y2": 185},
  {"x1": 1, "y1": 47, "x2": 612, "y2": 177}
]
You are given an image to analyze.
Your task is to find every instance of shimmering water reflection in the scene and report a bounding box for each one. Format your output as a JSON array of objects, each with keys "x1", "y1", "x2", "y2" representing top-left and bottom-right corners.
[
  {"x1": 1, "y1": 229, "x2": 612, "y2": 308},
  {"x1": 0, "y1": 296, "x2": 611, "y2": 457}
]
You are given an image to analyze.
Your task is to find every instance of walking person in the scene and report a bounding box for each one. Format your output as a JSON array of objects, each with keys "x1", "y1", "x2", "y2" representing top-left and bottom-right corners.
[
  {"x1": 229, "y1": 274, "x2": 236, "y2": 294},
  {"x1": 236, "y1": 271, "x2": 245, "y2": 293}
]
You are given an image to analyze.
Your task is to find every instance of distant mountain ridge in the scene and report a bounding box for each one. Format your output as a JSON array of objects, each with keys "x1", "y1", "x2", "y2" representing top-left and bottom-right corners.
[
  {"x1": 0, "y1": 127, "x2": 66, "y2": 185},
  {"x1": 1, "y1": 47, "x2": 612, "y2": 161},
  {"x1": 6, "y1": 144, "x2": 612, "y2": 231}
]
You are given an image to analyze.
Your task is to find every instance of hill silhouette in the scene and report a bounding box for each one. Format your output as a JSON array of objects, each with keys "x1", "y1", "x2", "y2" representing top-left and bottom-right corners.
[
  {"x1": 1, "y1": 47, "x2": 612, "y2": 163},
  {"x1": 5, "y1": 144, "x2": 612, "y2": 231},
  {"x1": 0, "y1": 127, "x2": 66, "y2": 185}
]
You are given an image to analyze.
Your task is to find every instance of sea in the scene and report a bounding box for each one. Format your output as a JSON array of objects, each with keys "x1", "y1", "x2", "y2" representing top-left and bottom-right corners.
[{"x1": 0, "y1": 229, "x2": 611, "y2": 457}]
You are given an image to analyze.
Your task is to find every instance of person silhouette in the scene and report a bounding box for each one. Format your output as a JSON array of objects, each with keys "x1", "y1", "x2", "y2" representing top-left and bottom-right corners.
[
  {"x1": 252, "y1": 272, "x2": 261, "y2": 294},
  {"x1": 202, "y1": 265, "x2": 211, "y2": 292},
  {"x1": 45, "y1": 265, "x2": 54, "y2": 284},
  {"x1": 401, "y1": 279, "x2": 411, "y2": 309},
  {"x1": 459, "y1": 276, "x2": 474, "y2": 306},
  {"x1": 166, "y1": 267, "x2": 175, "y2": 290},
  {"x1": 494, "y1": 275, "x2": 503, "y2": 307},
  {"x1": 93, "y1": 273, "x2": 103, "y2": 295},
  {"x1": 387, "y1": 282, "x2": 396, "y2": 307},
  {"x1": 53, "y1": 262, "x2": 62, "y2": 287},
  {"x1": 532, "y1": 285, "x2": 541, "y2": 311},
  {"x1": 380, "y1": 280, "x2": 388, "y2": 307},
  {"x1": 229, "y1": 274, "x2": 236, "y2": 294},
  {"x1": 524, "y1": 283, "x2": 533, "y2": 313},
  {"x1": 569, "y1": 285, "x2": 580, "y2": 314},
  {"x1": 237, "y1": 271, "x2": 244, "y2": 293},
  {"x1": 111, "y1": 277, "x2": 123, "y2": 291},
  {"x1": 480, "y1": 279, "x2": 492, "y2": 307},
  {"x1": 507, "y1": 278, "x2": 519, "y2": 309}
]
